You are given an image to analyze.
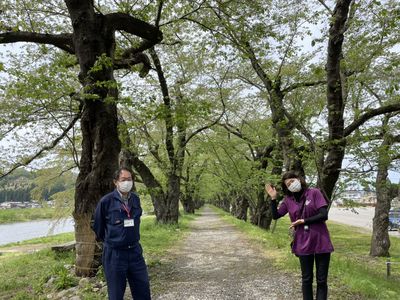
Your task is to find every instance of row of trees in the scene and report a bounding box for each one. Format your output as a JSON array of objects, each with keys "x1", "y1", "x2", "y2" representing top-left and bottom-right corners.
[
  {"x1": 1, "y1": 0, "x2": 399, "y2": 275},
  {"x1": 0, "y1": 188, "x2": 31, "y2": 203}
]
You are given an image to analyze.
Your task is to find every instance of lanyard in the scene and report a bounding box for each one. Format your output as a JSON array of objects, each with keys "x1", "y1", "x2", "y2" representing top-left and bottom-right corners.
[{"x1": 121, "y1": 203, "x2": 131, "y2": 218}]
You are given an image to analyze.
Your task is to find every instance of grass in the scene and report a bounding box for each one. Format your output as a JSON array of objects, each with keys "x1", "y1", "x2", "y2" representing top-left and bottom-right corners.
[
  {"x1": 0, "y1": 212, "x2": 197, "y2": 299},
  {"x1": 0, "y1": 232, "x2": 75, "y2": 251},
  {"x1": 3, "y1": 205, "x2": 399, "y2": 299},
  {"x1": 212, "y1": 206, "x2": 400, "y2": 300},
  {"x1": 0, "y1": 207, "x2": 63, "y2": 224}
]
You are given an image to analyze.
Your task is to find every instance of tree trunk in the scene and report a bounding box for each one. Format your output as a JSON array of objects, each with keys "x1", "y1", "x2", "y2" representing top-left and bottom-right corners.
[
  {"x1": 122, "y1": 145, "x2": 181, "y2": 223},
  {"x1": 181, "y1": 165, "x2": 196, "y2": 214},
  {"x1": 66, "y1": 2, "x2": 121, "y2": 276},
  {"x1": 232, "y1": 195, "x2": 249, "y2": 221},
  {"x1": 370, "y1": 172, "x2": 391, "y2": 256},
  {"x1": 194, "y1": 198, "x2": 205, "y2": 209},
  {"x1": 245, "y1": 42, "x2": 302, "y2": 173},
  {"x1": 216, "y1": 194, "x2": 230, "y2": 212},
  {"x1": 161, "y1": 174, "x2": 180, "y2": 223},
  {"x1": 370, "y1": 139, "x2": 391, "y2": 256},
  {"x1": 150, "y1": 173, "x2": 181, "y2": 224},
  {"x1": 250, "y1": 190, "x2": 273, "y2": 230},
  {"x1": 181, "y1": 194, "x2": 196, "y2": 214},
  {"x1": 320, "y1": 0, "x2": 352, "y2": 200}
]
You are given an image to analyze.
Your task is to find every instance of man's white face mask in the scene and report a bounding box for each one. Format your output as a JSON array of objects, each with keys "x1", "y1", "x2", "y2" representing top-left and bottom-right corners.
[
  {"x1": 118, "y1": 181, "x2": 133, "y2": 193},
  {"x1": 288, "y1": 179, "x2": 302, "y2": 193}
]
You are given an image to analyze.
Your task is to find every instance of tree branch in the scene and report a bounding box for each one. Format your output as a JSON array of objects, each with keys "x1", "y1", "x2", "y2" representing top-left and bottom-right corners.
[
  {"x1": 243, "y1": 41, "x2": 273, "y2": 92},
  {"x1": 113, "y1": 52, "x2": 152, "y2": 77},
  {"x1": 105, "y1": 13, "x2": 163, "y2": 55},
  {"x1": 0, "y1": 31, "x2": 74, "y2": 53},
  {"x1": 149, "y1": 47, "x2": 175, "y2": 164},
  {"x1": 183, "y1": 72, "x2": 227, "y2": 147},
  {"x1": 184, "y1": 101, "x2": 225, "y2": 147},
  {"x1": 159, "y1": 0, "x2": 208, "y2": 27},
  {"x1": 219, "y1": 123, "x2": 254, "y2": 145},
  {"x1": 0, "y1": 111, "x2": 81, "y2": 179},
  {"x1": 344, "y1": 103, "x2": 400, "y2": 137},
  {"x1": 317, "y1": 0, "x2": 333, "y2": 14},
  {"x1": 155, "y1": 0, "x2": 164, "y2": 27},
  {"x1": 236, "y1": 74, "x2": 264, "y2": 91},
  {"x1": 282, "y1": 80, "x2": 327, "y2": 94},
  {"x1": 218, "y1": 122, "x2": 257, "y2": 160}
]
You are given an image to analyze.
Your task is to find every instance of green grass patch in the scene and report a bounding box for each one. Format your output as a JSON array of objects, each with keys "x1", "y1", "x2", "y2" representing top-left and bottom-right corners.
[
  {"x1": 212, "y1": 206, "x2": 400, "y2": 300},
  {"x1": 141, "y1": 213, "x2": 196, "y2": 256},
  {"x1": 0, "y1": 248, "x2": 76, "y2": 298},
  {"x1": 0, "y1": 207, "x2": 65, "y2": 224},
  {"x1": 0, "y1": 212, "x2": 197, "y2": 299}
]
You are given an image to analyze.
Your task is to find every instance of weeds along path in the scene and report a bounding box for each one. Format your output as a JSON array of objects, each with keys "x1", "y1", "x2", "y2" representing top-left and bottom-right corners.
[{"x1": 149, "y1": 205, "x2": 301, "y2": 300}]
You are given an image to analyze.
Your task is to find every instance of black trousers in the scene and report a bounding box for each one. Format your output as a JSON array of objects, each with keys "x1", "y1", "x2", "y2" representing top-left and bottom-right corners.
[{"x1": 298, "y1": 253, "x2": 331, "y2": 300}]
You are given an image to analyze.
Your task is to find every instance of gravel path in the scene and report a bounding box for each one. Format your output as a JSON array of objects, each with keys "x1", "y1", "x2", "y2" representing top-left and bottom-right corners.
[{"x1": 149, "y1": 206, "x2": 302, "y2": 300}]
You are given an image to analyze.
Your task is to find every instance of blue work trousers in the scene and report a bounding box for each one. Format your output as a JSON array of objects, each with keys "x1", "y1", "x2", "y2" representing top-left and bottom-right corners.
[{"x1": 103, "y1": 244, "x2": 150, "y2": 300}]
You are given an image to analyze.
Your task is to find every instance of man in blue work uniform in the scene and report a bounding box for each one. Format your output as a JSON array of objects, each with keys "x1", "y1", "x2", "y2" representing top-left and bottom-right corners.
[{"x1": 93, "y1": 167, "x2": 150, "y2": 300}]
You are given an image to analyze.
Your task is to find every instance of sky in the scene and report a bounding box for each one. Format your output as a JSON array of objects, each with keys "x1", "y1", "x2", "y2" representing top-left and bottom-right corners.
[{"x1": 1, "y1": 2, "x2": 400, "y2": 186}]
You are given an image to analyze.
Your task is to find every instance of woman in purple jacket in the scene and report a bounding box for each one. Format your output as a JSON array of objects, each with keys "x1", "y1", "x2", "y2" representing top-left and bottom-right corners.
[{"x1": 265, "y1": 171, "x2": 334, "y2": 300}]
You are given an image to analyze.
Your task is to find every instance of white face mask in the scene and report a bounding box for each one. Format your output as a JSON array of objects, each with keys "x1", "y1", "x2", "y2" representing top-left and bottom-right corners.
[
  {"x1": 288, "y1": 179, "x2": 302, "y2": 193},
  {"x1": 118, "y1": 181, "x2": 133, "y2": 193}
]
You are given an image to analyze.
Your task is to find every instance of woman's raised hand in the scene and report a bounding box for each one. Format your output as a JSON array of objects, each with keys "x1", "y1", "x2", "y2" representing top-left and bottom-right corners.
[{"x1": 265, "y1": 184, "x2": 277, "y2": 200}]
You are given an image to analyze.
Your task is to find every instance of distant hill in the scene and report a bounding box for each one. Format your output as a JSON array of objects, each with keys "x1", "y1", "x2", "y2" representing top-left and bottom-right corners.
[
  {"x1": 0, "y1": 169, "x2": 33, "y2": 203},
  {"x1": 0, "y1": 168, "x2": 75, "y2": 203}
]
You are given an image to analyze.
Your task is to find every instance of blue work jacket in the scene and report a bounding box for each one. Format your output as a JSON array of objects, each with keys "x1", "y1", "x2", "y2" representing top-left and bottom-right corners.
[{"x1": 93, "y1": 189, "x2": 142, "y2": 249}]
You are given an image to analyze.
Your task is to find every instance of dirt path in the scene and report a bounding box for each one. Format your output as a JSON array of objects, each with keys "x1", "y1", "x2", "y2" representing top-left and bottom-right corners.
[{"x1": 149, "y1": 206, "x2": 302, "y2": 300}]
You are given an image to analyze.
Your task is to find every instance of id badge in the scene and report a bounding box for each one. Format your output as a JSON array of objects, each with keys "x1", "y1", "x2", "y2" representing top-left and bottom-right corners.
[{"x1": 124, "y1": 219, "x2": 134, "y2": 227}]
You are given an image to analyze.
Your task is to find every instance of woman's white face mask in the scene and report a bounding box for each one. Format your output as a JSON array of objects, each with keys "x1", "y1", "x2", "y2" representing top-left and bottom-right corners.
[{"x1": 287, "y1": 179, "x2": 302, "y2": 193}]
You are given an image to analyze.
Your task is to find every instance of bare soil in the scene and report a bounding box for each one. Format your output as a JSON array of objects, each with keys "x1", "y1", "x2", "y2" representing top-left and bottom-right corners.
[{"x1": 149, "y1": 206, "x2": 302, "y2": 300}]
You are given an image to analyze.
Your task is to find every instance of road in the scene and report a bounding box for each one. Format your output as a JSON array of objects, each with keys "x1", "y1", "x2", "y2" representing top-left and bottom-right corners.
[{"x1": 329, "y1": 206, "x2": 400, "y2": 237}]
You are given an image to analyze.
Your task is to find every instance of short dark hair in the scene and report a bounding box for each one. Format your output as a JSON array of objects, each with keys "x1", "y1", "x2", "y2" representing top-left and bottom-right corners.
[
  {"x1": 280, "y1": 170, "x2": 307, "y2": 195},
  {"x1": 113, "y1": 167, "x2": 133, "y2": 181}
]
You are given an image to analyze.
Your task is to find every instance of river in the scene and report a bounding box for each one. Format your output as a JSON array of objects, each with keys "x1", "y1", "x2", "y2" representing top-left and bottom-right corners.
[{"x1": 0, "y1": 218, "x2": 75, "y2": 246}]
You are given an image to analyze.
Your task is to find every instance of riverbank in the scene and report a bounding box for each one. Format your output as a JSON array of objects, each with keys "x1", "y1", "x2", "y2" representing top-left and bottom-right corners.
[
  {"x1": 0, "y1": 213, "x2": 196, "y2": 299},
  {"x1": 0, "y1": 207, "x2": 68, "y2": 224}
]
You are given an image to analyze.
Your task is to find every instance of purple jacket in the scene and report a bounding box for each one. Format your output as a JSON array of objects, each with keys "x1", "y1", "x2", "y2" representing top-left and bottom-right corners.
[{"x1": 277, "y1": 188, "x2": 334, "y2": 256}]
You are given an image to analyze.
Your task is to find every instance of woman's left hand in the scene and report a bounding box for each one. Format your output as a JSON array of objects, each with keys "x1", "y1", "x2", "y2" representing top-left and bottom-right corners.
[{"x1": 290, "y1": 219, "x2": 305, "y2": 228}]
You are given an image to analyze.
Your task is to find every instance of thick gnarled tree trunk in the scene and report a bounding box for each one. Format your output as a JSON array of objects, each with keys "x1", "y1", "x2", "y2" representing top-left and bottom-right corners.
[
  {"x1": 0, "y1": 0, "x2": 162, "y2": 275},
  {"x1": 65, "y1": 1, "x2": 162, "y2": 276},
  {"x1": 66, "y1": 2, "x2": 121, "y2": 276}
]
